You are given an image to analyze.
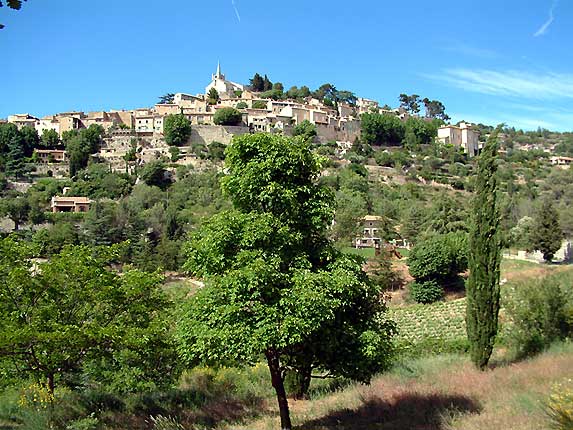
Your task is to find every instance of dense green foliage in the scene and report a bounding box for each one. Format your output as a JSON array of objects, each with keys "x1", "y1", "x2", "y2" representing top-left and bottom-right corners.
[
  {"x1": 292, "y1": 120, "x2": 317, "y2": 142},
  {"x1": 65, "y1": 125, "x2": 105, "y2": 177},
  {"x1": 0, "y1": 239, "x2": 178, "y2": 395},
  {"x1": 360, "y1": 112, "x2": 439, "y2": 149},
  {"x1": 530, "y1": 199, "x2": 563, "y2": 262},
  {"x1": 207, "y1": 88, "x2": 220, "y2": 105},
  {"x1": 41, "y1": 129, "x2": 60, "y2": 148},
  {"x1": 361, "y1": 112, "x2": 405, "y2": 146},
  {"x1": 407, "y1": 232, "x2": 468, "y2": 303},
  {"x1": 466, "y1": 128, "x2": 502, "y2": 370},
  {"x1": 408, "y1": 233, "x2": 468, "y2": 282},
  {"x1": 213, "y1": 107, "x2": 242, "y2": 126},
  {"x1": 163, "y1": 114, "x2": 192, "y2": 147},
  {"x1": 0, "y1": 122, "x2": 33, "y2": 177},
  {"x1": 409, "y1": 280, "x2": 445, "y2": 304},
  {"x1": 502, "y1": 271, "x2": 572, "y2": 359},
  {"x1": 178, "y1": 133, "x2": 394, "y2": 429}
]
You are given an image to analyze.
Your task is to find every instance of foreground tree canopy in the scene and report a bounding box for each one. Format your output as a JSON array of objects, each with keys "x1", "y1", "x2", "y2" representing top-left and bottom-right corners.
[
  {"x1": 0, "y1": 239, "x2": 178, "y2": 394},
  {"x1": 0, "y1": 0, "x2": 26, "y2": 28},
  {"x1": 178, "y1": 133, "x2": 395, "y2": 430}
]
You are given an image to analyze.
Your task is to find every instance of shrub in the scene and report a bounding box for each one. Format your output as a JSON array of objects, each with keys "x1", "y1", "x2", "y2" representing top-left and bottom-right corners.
[
  {"x1": 374, "y1": 150, "x2": 393, "y2": 167},
  {"x1": 409, "y1": 280, "x2": 444, "y2": 304},
  {"x1": 502, "y1": 272, "x2": 572, "y2": 359},
  {"x1": 292, "y1": 120, "x2": 317, "y2": 142},
  {"x1": 169, "y1": 146, "x2": 180, "y2": 162},
  {"x1": 546, "y1": 379, "x2": 573, "y2": 430},
  {"x1": 408, "y1": 232, "x2": 468, "y2": 282},
  {"x1": 65, "y1": 415, "x2": 99, "y2": 430},
  {"x1": 213, "y1": 108, "x2": 242, "y2": 126},
  {"x1": 252, "y1": 100, "x2": 267, "y2": 109},
  {"x1": 164, "y1": 114, "x2": 191, "y2": 147}
]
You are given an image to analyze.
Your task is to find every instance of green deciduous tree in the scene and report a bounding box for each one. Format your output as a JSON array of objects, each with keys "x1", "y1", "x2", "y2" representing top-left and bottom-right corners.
[
  {"x1": 466, "y1": 127, "x2": 502, "y2": 370},
  {"x1": 41, "y1": 129, "x2": 60, "y2": 148},
  {"x1": 65, "y1": 125, "x2": 104, "y2": 177},
  {"x1": 20, "y1": 126, "x2": 39, "y2": 154},
  {"x1": 286, "y1": 85, "x2": 311, "y2": 100},
  {"x1": 213, "y1": 107, "x2": 242, "y2": 126},
  {"x1": 252, "y1": 100, "x2": 268, "y2": 110},
  {"x1": 292, "y1": 120, "x2": 317, "y2": 142},
  {"x1": 360, "y1": 112, "x2": 405, "y2": 146},
  {"x1": 403, "y1": 116, "x2": 439, "y2": 148},
  {"x1": 0, "y1": 239, "x2": 177, "y2": 395},
  {"x1": 139, "y1": 160, "x2": 172, "y2": 190},
  {"x1": 207, "y1": 141, "x2": 226, "y2": 161},
  {"x1": 178, "y1": 134, "x2": 394, "y2": 430},
  {"x1": 163, "y1": 113, "x2": 192, "y2": 147},
  {"x1": 408, "y1": 232, "x2": 468, "y2": 288},
  {"x1": 530, "y1": 199, "x2": 563, "y2": 262}
]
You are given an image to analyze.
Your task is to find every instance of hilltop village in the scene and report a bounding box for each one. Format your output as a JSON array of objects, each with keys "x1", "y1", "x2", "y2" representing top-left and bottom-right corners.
[
  {"x1": 2, "y1": 68, "x2": 573, "y2": 430},
  {"x1": 3, "y1": 64, "x2": 491, "y2": 176}
]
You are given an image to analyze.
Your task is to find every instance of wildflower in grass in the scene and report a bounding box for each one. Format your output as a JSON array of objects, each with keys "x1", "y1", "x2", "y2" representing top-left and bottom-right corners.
[
  {"x1": 18, "y1": 382, "x2": 54, "y2": 410},
  {"x1": 546, "y1": 378, "x2": 573, "y2": 430}
]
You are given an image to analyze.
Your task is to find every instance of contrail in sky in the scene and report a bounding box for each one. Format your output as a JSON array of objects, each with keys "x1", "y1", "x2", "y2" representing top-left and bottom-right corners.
[
  {"x1": 534, "y1": 0, "x2": 558, "y2": 37},
  {"x1": 231, "y1": 0, "x2": 241, "y2": 22}
]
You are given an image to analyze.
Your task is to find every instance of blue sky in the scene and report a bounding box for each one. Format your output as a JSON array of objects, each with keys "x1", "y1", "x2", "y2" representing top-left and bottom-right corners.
[{"x1": 1, "y1": 0, "x2": 572, "y2": 130}]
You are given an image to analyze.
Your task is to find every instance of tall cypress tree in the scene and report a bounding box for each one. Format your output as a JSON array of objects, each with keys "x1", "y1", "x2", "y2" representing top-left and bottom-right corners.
[{"x1": 466, "y1": 126, "x2": 502, "y2": 370}]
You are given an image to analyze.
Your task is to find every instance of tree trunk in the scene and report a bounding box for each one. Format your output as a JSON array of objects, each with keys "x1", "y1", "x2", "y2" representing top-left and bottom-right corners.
[
  {"x1": 294, "y1": 366, "x2": 312, "y2": 400},
  {"x1": 47, "y1": 373, "x2": 54, "y2": 396},
  {"x1": 265, "y1": 350, "x2": 292, "y2": 430}
]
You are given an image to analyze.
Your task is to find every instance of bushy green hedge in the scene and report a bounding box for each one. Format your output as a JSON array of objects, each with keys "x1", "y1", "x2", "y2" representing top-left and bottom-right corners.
[
  {"x1": 500, "y1": 271, "x2": 573, "y2": 359},
  {"x1": 408, "y1": 232, "x2": 468, "y2": 282},
  {"x1": 409, "y1": 280, "x2": 444, "y2": 304}
]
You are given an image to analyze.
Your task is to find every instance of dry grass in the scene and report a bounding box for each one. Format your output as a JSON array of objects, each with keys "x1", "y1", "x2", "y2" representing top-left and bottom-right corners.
[
  {"x1": 500, "y1": 259, "x2": 572, "y2": 283},
  {"x1": 228, "y1": 343, "x2": 573, "y2": 430}
]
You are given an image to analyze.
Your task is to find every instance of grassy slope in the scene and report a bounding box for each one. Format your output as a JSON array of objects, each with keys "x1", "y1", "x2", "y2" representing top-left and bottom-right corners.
[
  {"x1": 228, "y1": 263, "x2": 573, "y2": 430},
  {"x1": 231, "y1": 342, "x2": 573, "y2": 430}
]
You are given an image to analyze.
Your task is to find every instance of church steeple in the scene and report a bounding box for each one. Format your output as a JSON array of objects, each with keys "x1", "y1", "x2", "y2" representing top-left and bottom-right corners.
[{"x1": 216, "y1": 61, "x2": 222, "y2": 78}]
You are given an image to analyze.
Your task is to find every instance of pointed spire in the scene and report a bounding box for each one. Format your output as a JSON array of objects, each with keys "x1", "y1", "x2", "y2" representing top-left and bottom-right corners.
[{"x1": 216, "y1": 61, "x2": 221, "y2": 78}]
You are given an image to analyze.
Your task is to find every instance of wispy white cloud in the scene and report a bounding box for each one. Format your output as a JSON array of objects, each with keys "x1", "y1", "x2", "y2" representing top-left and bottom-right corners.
[
  {"x1": 442, "y1": 43, "x2": 498, "y2": 59},
  {"x1": 231, "y1": 0, "x2": 241, "y2": 22},
  {"x1": 424, "y1": 68, "x2": 573, "y2": 99},
  {"x1": 534, "y1": 0, "x2": 558, "y2": 37},
  {"x1": 450, "y1": 111, "x2": 557, "y2": 130}
]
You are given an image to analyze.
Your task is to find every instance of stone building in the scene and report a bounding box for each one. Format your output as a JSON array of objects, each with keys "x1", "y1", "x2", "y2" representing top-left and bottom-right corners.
[
  {"x1": 51, "y1": 196, "x2": 91, "y2": 213},
  {"x1": 437, "y1": 122, "x2": 479, "y2": 157}
]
